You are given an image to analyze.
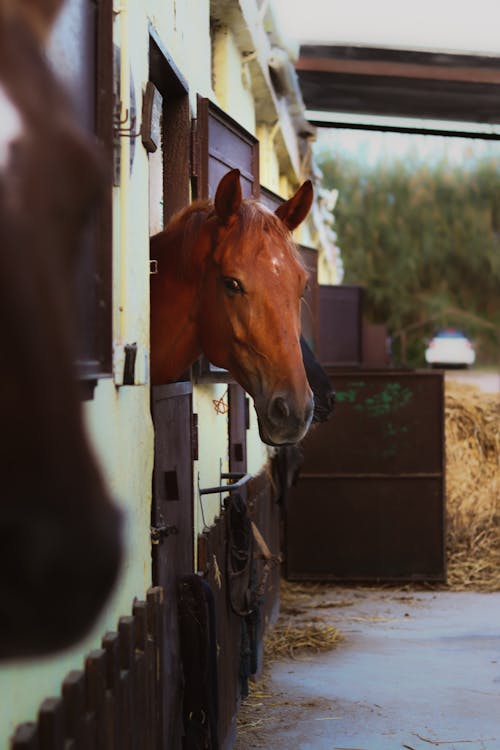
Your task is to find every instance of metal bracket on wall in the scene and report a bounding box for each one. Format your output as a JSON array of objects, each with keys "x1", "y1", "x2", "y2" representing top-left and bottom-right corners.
[
  {"x1": 197, "y1": 467, "x2": 252, "y2": 527},
  {"x1": 198, "y1": 472, "x2": 252, "y2": 496}
]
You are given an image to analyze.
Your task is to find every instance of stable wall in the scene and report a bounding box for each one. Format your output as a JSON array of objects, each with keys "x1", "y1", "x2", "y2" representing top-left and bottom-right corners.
[
  {"x1": 0, "y1": 1, "x2": 324, "y2": 742},
  {"x1": 0, "y1": 0, "x2": 198, "y2": 742}
]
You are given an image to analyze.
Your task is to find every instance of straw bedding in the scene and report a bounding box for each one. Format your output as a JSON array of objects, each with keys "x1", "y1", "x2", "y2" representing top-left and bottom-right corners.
[{"x1": 444, "y1": 381, "x2": 500, "y2": 591}]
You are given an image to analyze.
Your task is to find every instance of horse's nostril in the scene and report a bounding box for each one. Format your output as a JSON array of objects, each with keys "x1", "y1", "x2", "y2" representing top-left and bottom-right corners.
[{"x1": 270, "y1": 396, "x2": 290, "y2": 424}]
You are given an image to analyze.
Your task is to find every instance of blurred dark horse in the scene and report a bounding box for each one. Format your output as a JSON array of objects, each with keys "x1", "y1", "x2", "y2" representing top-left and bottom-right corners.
[
  {"x1": 300, "y1": 336, "x2": 335, "y2": 424},
  {"x1": 0, "y1": 0, "x2": 121, "y2": 658},
  {"x1": 273, "y1": 338, "x2": 335, "y2": 504}
]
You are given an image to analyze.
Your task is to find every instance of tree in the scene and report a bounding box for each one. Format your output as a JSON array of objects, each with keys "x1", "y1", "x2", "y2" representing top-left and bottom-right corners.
[{"x1": 318, "y1": 150, "x2": 500, "y2": 365}]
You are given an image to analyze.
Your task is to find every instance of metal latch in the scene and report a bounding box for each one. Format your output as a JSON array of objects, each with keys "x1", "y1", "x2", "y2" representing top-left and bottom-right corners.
[{"x1": 150, "y1": 524, "x2": 179, "y2": 543}]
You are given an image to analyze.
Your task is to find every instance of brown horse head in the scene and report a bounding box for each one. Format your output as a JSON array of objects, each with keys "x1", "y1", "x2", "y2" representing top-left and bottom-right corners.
[
  {"x1": 151, "y1": 170, "x2": 315, "y2": 444},
  {"x1": 198, "y1": 170, "x2": 314, "y2": 445}
]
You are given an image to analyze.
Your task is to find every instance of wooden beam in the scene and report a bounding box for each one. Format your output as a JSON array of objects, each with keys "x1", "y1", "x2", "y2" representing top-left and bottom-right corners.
[{"x1": 296, "y1": 57, "x2": 500, "y2": 85}]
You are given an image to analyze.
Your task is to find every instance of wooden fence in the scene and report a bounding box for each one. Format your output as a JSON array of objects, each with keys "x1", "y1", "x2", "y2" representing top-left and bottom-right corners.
[
  {"x1": 197, "y1": 471, "x2": 281, "y2": 750},
  {"x1": 11, "y1": 471, "x2": 281, "y2": 750},
  {"x1": 11, "y1": 587, "x2": 164, "y2": 750}
]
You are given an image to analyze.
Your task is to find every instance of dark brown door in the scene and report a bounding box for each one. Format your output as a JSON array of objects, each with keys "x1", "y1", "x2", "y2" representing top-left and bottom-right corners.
[
  {"x1": 49, "y1": 0, "x2": 113, "y2": 381},
  {"x1": 151, "y1": 383, "x2": 195, "y2": 750},
  {"x1": 229, "y1": 384, "x2": 249, "y2": 476},
  {"x1": 318, "y1": 285, "x2": 364, "y2": 367},
  {"x1": 193, "y1": 96, "x2": 259, "y2": 201},
  {"x1": 286, "y1": 370, "x2": 446, "y2": 582}
]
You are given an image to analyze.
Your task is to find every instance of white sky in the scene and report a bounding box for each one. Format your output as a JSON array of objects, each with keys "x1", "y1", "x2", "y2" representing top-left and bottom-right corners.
[{"x1": 272, "y1": 0, "x2": 500, "y2": 56}]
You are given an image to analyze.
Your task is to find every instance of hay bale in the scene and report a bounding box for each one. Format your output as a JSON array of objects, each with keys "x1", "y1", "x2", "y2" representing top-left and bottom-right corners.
[{"x1": 445, "y1": 381, "x2": 500, "y2": 591}]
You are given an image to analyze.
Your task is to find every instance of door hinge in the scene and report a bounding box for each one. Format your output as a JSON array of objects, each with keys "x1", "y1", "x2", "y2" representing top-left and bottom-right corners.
[
  {"x1": 190, "y1": 118, "x2": 199, "y2": 199},
  {"x1": 191, "y1": 412, "x2": 199, "y2": 462},
  {"x1": 245, "y1": 397, "x2": 250, "y2": 430}
]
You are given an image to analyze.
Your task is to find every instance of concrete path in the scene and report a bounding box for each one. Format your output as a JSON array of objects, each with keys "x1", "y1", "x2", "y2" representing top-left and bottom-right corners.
[
  {"x1": 446, "y1": 369, "x2": 500, "y2": 394},
  {"x1": 236, "y1": 589, "x2": 500, "y2": 750}
]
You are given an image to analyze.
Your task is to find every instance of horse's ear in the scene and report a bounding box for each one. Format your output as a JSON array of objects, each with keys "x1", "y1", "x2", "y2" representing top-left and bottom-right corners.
[
  {"x1": 275, "y1": 180, "x2": 313, "y2": 231},
  {"x1": 214, "y1": 169, "x2": 242, "y2": 225}
]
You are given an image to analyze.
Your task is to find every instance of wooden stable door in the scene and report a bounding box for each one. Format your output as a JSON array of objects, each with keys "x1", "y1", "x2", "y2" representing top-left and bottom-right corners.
[
  {"x1": 286, "y1": 370, "x2": 445, "y2": 582},
  {"x1": 147, "y1": 33, "x2": 192, "y2": 749},
  {"x1": 49, "y1": 0, "x2": 113, "y2": 382},
  {"x1": 151, "y1": 384, "x2": 194, "y2": 750},
  {"x1": 228, "y1": 384, "x2": 249, "y2": 476}
]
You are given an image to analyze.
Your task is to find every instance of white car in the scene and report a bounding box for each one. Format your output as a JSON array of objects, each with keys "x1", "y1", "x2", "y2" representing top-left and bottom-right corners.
[{"x1": 425, "y1": 329, "x2": 476, "y2": 368}]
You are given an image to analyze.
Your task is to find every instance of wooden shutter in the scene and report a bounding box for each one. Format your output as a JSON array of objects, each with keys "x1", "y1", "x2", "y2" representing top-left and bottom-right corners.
[
  {"x1": 49, "y1": 0, "x2": 113, "y2": 385},
  {"x1": 193, "y1": 96, "x2": 259, "y2": 200}
]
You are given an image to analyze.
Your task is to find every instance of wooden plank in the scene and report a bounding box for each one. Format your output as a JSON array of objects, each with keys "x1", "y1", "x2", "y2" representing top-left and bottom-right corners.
[
  {"x1": 102, "y1": 631, "x2": 121, "y2": 750},
  {"x1": 10, "y1": 723, "x2": 39, "y2": 750},
  {"x1": 117, "y1": 617, "x2": 135, "y2": 750},
  {"x1": 297, "y1": 68, "x2": 500, "y2": 123},
  {"x1": 62, "y1": 671, "x2": 87, "y2": 749},
  {"x1": 296, "y1": 55, "x2": 500, "y2": 85},
  {"x1": 146, "y1": 587, "x2": 164, "y2": 749},
  {"x1": 38, "y1": 697, "x2": 64, "y2": 750},
  {"x1": 133, "y1": 599, "x2": 152, "y2": 750},
  {"x1": 85, "y1": 650, "x2": 108, "y2": 750}
]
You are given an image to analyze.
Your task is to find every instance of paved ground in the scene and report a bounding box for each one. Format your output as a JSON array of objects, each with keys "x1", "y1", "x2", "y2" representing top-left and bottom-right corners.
[
  {"x1": 445, "y1": 368, "x2": 500, "y2": 393},
  {"x1": 235, "y1": 588, "x2": 500, "y2": 750}
]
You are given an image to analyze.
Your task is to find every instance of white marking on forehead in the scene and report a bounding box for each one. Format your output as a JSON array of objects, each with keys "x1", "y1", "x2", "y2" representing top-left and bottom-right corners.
[
  {"x1": 0, "y1": 84, "x2": 24, "y2": 171},
  {"x1": 270, "y1": 255, "x2": 284, "y2": 276}
]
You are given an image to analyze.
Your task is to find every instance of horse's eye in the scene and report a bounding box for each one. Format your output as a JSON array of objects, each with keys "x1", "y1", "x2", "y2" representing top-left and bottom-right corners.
[{"x1": 223, "y1": 277, "x2": 245, "y2": 294}]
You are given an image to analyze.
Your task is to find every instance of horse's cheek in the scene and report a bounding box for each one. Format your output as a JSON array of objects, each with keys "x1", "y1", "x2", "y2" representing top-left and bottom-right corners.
[{"x1": 198, "y1": 295, "x2": 229, "y2": 365}]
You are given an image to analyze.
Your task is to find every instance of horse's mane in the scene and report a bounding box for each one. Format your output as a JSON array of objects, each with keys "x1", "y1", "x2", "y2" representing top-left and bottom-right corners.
[{"x1": 151, "y1": 196, "x2": 305, "y2": 277}]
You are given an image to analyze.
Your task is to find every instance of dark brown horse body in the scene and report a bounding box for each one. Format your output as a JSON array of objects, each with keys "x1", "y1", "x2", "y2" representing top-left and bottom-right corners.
[
  {"x1": 0, "y1": 0, "x2": 121, "y2": 659},
  {"x1": 151, "y1": 170, "x2": 315, "y2": 446}
]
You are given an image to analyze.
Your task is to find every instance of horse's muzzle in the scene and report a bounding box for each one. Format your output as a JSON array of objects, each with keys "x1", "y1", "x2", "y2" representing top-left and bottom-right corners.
[{"x1": 256, "y1": 391, "x2": 314, "y2": 446}]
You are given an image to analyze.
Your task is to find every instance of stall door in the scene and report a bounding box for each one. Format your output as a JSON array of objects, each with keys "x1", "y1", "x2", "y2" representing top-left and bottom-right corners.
[
  {"x1": 193, "y1": 96, "x2": 259, "y2": 201},
  {"x1": 49, "y1": 0, "x2": 113, "y2": 383},
  {"x1": 318, "y1": 285, "x2": 364, "y2": 367},
  {"x1": 229, "y1": 384, "x2": 249, "y2": 476},
  {"x1": 151, "y1": 384, "x2": 194, "y2": 750},
  {"x1": 286, "y1": 370, "x2": 445, "y2": 582}
]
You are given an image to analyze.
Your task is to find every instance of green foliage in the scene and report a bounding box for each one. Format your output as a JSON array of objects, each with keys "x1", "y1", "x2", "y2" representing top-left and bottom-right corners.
[{"x1": 319, "y1": 149, "x2": 500, "y2": 365}]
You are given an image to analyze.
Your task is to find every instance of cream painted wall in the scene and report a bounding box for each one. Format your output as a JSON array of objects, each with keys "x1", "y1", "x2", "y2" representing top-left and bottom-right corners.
[
  {"x1": 246, "y1": 400, "x2": 270, "y2": 475},
  {"x1": 146, "y1": 0, "x2": 213, "y2": 108},
  {"x1": 257, "y1": 124, "x2": 281, "y2": 192},
  {"x1": 212, "y1": 26, "x2": 256, "y2": 134},
  {"x1": 193, "y1": 383, "x2": 230, "y2": 538}
]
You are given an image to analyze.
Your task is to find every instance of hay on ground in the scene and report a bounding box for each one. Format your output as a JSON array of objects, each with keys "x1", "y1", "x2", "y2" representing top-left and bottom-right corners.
[
  {"x1": 445, "y1": 381, "x2": 500, "y2": 591},
  {"x1": 263, "y1": 621, "x2": 343, "y2": 661}
]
